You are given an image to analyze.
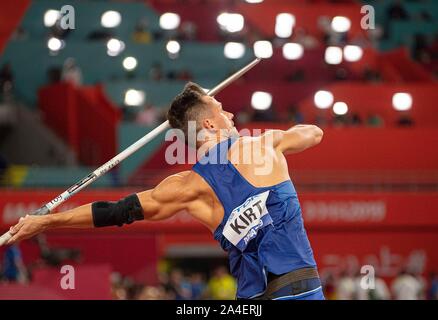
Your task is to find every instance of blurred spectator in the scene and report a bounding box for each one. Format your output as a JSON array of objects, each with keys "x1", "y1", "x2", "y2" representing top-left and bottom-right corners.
[
  {"x1": 315, "y1": 110, "x2": 329, "y2": 128},
  {"x1": 252, "y1": 107, "x2": 278, "y2": 122},
  {"x1": 236, "y1": 108, "x2": 251, "y2": 125},
  {"x1": 136, "y1": 104, "x2": 159, "y2": 126},
  {"x1": 36, "y1": 234, "x2": 81, "y2": 267},
  {"x1": 179, "y1": 21, "x2": 198, "y2": 41},
  {"x1": 207, "y1": 266, "x2": 236, "y2": 300},
  {"x1": 413, "y1": 269, "x2": 427, "y2": 300},
  {"x1": 165, "y1": 269, "x2": 191, "y2": 300},
  {"x1": 317, "y1": 15, "x2": 332, "y2": 45},
  {"x1": 166, "y1": 70, "x2": 177, "y2": 81},
  {"x1": 286, "y1": 69, "x2": 306, "y2": 82},
  {"x1": 413, "y1": 34, "x2": 429, "y2": 62},
  {"x1": 87, "y1": 29, "x2": 114, "y2": 41},
  {"x1": 321, "y1": 272, "x2": 337, "y2": 300},
  {"x1": 0, "y1": 63, "x2": 14, "y2": 99},
  {"x1": 355, "y1": 271, "x2": 391, "y2": 300},
  {"x1": 387, "y1": 0, "x2": 409, "y2": 21},
  {"x1": 245, "y1": 29, "x2": 263, "y2": 47},
  {"x1": 1, "y1": 244, "x2": 28, "y2": 284},
  {"x1": 137, "y1": 285, "x2": 166, "y2": 300},
  {"x1": 383, "y1": 0, "x2": 409, "y2": 39},
  {"x1": 110, "y1": 272, "x2": 129, "y2": 300},
  {"x1": 417, "y1": 35, "x2": 438, "y2": 78},
  {"x1": 61, "y1": 58, "x2": 82, "y2": 86},
  {"x1": 391, "y1": 269, "x2": 424, "y2": 300},
  {"x1": 366, "y1": 114, "x2": 384, "y2": 127},
  {"x1": 333, "y1": 114, "x2": 348, "y2": 127},
  {"x1": 418, "y1": 10, "x2": 432, "y2": 23},
  {"x1": 177, "y1": 69, "x2": 193, "y2": 82},
  {"x1": 0, "y1": 154, "x2": 7, "y2": 178},
  {"x1": 10, "y1": 26, "x2": 28, "y2": 41},
  {"x1": 368, "y1": 25, "x2": 384, "y2": 48},
  {"x1": 293, "y1": 27, "x2": 319, "y2": 49},
  {"x1": 427, "y1": 272, "x2": 438, "y2": 300},
  {"x1": 288, "y1": 105, "x2": 304, "y2": 125},
  {"x1": 336, "y1": 270, "x2": 357, "y2": 300},
  {"x1": 47, "y1": 66, "x2": 62, "y2": 84},
  {"x1": 190, "y1": 272, "x2": 207, "y2": 300},
  {"x1": 149, "y1": 62, "x2": 164, "y2": 81},
  {"x1": 363, "y1": 65, "x2": 382, "y2": 83},
  {"x1": 350, "y1": 112, "x2": 363, "y2": 126},
  {"x1": 335, "y1": 68, "x2": 349, "y2": 81},
  {"x1": 132, "y1": 19, "x2": 152, "y2": 44},
  {"x1": 371, "y1": 275, "x2": 391, "y2": 300},
  {"x1": 397, "y1": 112, "x2": 414, "y2": 127},
  {"x1": 49, "y1": 20, "x2": 71, "y2": 39}
]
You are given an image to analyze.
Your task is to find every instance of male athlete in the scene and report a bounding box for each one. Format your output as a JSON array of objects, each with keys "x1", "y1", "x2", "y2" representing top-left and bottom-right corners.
[{"x1": 6, "y1": 83, "x2": 325, "y2": 300}]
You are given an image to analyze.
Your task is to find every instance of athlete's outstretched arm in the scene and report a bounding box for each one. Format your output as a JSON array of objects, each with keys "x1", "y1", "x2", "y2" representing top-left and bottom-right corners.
[
  {"x1": 266, "y1": 124, "x2": 324, "y2": 154},
  {"x1": 6, "y1": 171, "x2": 194, "y2": 245}
]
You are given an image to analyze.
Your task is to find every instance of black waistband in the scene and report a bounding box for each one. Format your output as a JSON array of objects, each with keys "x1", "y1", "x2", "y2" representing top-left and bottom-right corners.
[{"x1": 240, "y1": 267, "x2": 321, "y2": 300}]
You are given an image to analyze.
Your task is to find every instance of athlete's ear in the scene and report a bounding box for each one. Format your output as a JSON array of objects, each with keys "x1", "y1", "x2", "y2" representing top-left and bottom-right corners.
[{"x1": 202, "y1": 118, "x2": 216, "y2": 131}]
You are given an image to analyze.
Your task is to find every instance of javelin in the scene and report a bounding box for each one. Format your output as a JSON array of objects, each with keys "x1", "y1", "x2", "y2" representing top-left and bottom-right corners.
[{"x1": 0, "y1": 57, "x2": 262, "y2": 246}]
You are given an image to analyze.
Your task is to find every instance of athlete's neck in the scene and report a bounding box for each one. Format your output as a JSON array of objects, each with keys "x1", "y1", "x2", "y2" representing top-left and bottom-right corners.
[{"x1": 196, "y1": 132, "x2": 238, "y2": 152}]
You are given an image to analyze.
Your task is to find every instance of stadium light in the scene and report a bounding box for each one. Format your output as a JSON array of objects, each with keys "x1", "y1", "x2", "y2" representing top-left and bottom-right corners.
[
  {"x1": 47, "y1": 37, "x2": 64, "y2": 52},
  {"x1": 123, "y1": 57, "x2": 138, "y2": 71},
  {"x1": 282, "y1": 43, "x2": 304, "y2": 60},
  {"x1": 333, "y1": 102, "x2": 348, "y2": 115},
  {"x1": 159, "y1": 12, "x2": 181, "y2": 30},
  {"x1": 125, "y1": 89, "x2": 145, "y2": 106},
  {"x1": 275, "y1": 13, "x2": 295, "y2": 38},
  {"x1": 392, "y1": 93, "x2": 413, "y2": 111},
  {"x1": 166, "y1": 40, "x2": 181, "y2": 54},
  {"x1": 107, "y1": 38, "x2": 125, "y2": 56},
  {"x1": 331, "y1": 16, "x2": 351, "y2": 33},
  {"x1": 251, "y1": 91, "x2": 272, "y2": 110},
  {"x1": 101, "y1": 11, "x2": 122, "y2": 28},
  {"x1": 254, "y1": 40, "x2": 273, "y2": 59},
  {"x1": 344, "y1": 45, "x2": 363, "y2": 62},
  {"x1": 224, "y1": 42, "x2": 246, "y2": 59},
  {"x1": 44, "y1": 9, "x2": 60, "y2": 27},
  {"x1": 314, "y1": 90, "x2": 334, "y2": 109},
  {"x1": 325, "y1": 46, "x2": 343, "y2": 65},
  {"x1": 217, "y1": 13, "x2": 244, "y2": 33}
]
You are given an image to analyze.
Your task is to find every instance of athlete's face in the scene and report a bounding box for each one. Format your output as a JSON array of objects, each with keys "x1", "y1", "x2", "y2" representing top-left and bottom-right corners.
[{"x1": 201, "y1": 96, "x2": 239, "y2": 138}]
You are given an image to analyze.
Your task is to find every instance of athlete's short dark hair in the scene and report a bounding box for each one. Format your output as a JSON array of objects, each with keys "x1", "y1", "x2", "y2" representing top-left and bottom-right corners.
[{"x1": 167, "y1": 82, "x2": 210, "y2": 143}]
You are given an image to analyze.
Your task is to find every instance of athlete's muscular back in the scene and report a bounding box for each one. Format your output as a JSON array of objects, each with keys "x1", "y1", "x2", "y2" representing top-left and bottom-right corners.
[{"x1": 137, "y1": 126, "x2": 323, "y2": 233}]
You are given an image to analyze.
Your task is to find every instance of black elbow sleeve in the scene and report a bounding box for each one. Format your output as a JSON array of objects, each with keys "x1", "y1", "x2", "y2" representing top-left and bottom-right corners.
[{"x1": 92, "y1": 194, "x2": 145, "y2": 228}]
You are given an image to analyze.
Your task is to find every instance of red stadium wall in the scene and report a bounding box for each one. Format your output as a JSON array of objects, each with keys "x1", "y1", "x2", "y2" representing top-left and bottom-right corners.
[
  {"x1": 38, "y1": 83, "x2": 121, "y2": 166},
  {"x1": 252, "y1": 126, "x2": 438, "y2": 171},
  {"x1": 1, "y1": 189, "x2": 437, "y2": 282},
  {"x1": 0, "y1": 0, "x2": 30, "y2": 55},
  {"x1": 0, "y1": 265, "x2": 112, "y2": 299}
]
